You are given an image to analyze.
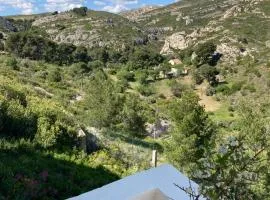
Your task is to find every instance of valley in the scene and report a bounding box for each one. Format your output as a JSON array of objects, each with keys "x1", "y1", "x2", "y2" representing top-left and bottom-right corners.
[{"x1": 1, "y1": 0, "x2": 270, "y2": 199}]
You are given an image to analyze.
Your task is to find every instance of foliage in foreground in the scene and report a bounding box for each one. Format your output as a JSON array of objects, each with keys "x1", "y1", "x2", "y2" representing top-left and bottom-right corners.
[
  {"x1": 166, "y1": 93, "x2": 270, "y2": 199},
  {"x1": 0, "y1": 139, "x2": 124, "y2": 200}
]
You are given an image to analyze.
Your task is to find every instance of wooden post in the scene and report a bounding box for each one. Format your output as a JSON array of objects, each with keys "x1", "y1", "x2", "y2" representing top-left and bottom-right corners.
[
  {"x1": 152, "y1": 150, "x2": 157, "y2": 167},
  {"x1": 78, "y1": 129, "x2": 87, "y2": 153}
]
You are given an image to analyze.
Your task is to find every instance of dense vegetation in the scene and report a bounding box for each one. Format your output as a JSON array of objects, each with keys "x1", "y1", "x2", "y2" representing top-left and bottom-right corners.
[
  {"x1": 1, "y1": 0, "x2": 270, "y2": 199},
  {"x1": 6, "y1": 32, "x2": 90, "y2": 65}
]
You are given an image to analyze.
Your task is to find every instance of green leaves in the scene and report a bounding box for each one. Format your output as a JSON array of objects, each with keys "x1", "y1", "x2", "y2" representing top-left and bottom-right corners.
[
  {"x1": 120, "y1": 94, "x2": 146, "y2": 136},
  {"x1": 166, "y1": 92, "x2": 216, "y2": 172},
  {"x1": 195, "y1": 41, "x2": 217, "y2": 66},
  {"x1": 6, "y1": 32, "x2": 91, "y2": 65},
  {"x1": 85, "y1": 71, "x2": 146, "y2": 136},
  {"x1": 85, "y1": 70, "x2": 123, "y2": 128},
  {"x1": 193, "y1": 101, "x2": 270, "y2": 199}
]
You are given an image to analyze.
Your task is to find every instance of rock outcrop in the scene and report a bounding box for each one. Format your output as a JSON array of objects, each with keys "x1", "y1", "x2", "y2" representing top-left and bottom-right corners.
[
  {"x1": 32, "y1": 13, "x2": 73, "y2": 27},
  {"x1": 216, "y1": 43, "x2": 241, "y2": 63},
  {"x1": 160, "y1": 32, "x2": 191, "y2": 54},
  {"x1": 0, "y1": 17, "x2": 17, "y2": 32},
  {"x1": 121, "y1": 6, "x2": 160, "y2": 22}
]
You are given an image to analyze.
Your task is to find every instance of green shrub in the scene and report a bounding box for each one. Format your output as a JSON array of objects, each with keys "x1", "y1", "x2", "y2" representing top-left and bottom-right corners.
[
  {"x1": 243, "y1": 84, "x2": 256, "y2": 93},
  {"x1": 117, "y1": 70, "x2": 135, "y2": 82},
  {"x1": 137, "y1": 84, "x2": 155, "y2": 96},
  {"x1": 228, "y1": 106, "x2": 235, "y2": 112},
  {"x1": 56, "y1": 24, "x2": 66, "y2": 30},
  {"x1": 195, "y1": 41, "x2": 217, "y2": 66},
  {"x1": 169, "y1": 81, "x2": 187, "y2": 97},
  {"x1": 88, "y1": 60, "x2": 104, "y2": 70},
  {"x1": 6, "y1": 32, "x2": 90, "y2": 65},
  {"x1": 158, "y1": 93, "x2": 166, "y2": 99},
  {"x1": 0, "y1": 100, "x2": 37, "y2": 138},
  {"x1": 0, "y1": 86, "x2": 27, "y2": 107},
  {"x1": 6, "y1": 57, "x2": 19, "y2": 70},
  {"x1": 266, "y1": 62, "x2": 270, "y2": 68},
  {"x1": 206, "y1": 86, "x2": 216, "y2": 96},
  {"x1": 193, "y1": 70, "x2": 204, "y2": 85},
  {"x1": 34, "y1": 114, "x2": 77, "y2": 149},
  {"x1": 253, "y1": 69, "x2": 261, "y2": 77},
  {"x1": 215, "y1": 84, "x2": 231, "y2": 95},
  {"x1": 0, "y1": 41, "x2": 4, "y2": 51},
  {"x1": 72, "y1": 7, "x2": 88, "y2": 16},
  {"x1": 115, "y1": 80, "x2": 129, "y2": 93},
  {"x1": 70, "y1": 62, "x2": 91, "y2": 75},
  {"x1": 35, "y1": 117, "x2": 60, "y2": 148},
  {"x1": 135, "y1": 71, "x2": 148, "y2": 84},
  {"x1": 199, "y1": 65, "x2": 219, "y2": 85},
  {"x1": 121, "y1": 94, "x2": 146, "y2": 135},
  {"x1": 73, "y1": 46, "x2": 89, "y2": 63},
  {"x1": 48, "y1": 69, "x2": 62, "y2": 82},
  {"x1": 107, "y1": 68, "x2": 117, "y2": 75},
  {"x1": 267, "y1": 80, "x2": 270, "y2": 88},
  {"x1": 231, "y1": 81, "x2": 245, "y2": 93},
  {"x1": 216, "y1": 81, "x2": 244, "y2": 96}
]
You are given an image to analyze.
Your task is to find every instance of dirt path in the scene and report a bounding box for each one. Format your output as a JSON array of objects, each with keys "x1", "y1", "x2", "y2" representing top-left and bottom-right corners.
[{"x1": 195, "y1": 82, "x2": 221, "y2": 112}]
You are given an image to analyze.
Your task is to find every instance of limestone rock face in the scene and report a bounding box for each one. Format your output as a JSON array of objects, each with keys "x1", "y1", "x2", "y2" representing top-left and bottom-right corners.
[
  {"x1": 223, "y1": 5, "x2": 243, "y2": 19},
  {"x1": 216, "y1": 43, "x2": 241, "y2": 63},
  {"x1": 266, "y1": 41, "x2": 270, "y2": 48},
  {"x1": 121, "y1": 6, "x2": 160, "y2": 21},
  {"x1": 160, "y1": 32, "x2": 190, "y2": 54},
  {"x1": 0, "y1": 17, "x2": 17, "y2": 32},
  {"x1": 32, "y1": 13, "x2": 73, "y2": 26},
  {"x1": 54, "y1": 27, "x2": 101, "y2": 47},
  {"x1": 77, "y1": 127, "x2": 101, "y2": 154}
]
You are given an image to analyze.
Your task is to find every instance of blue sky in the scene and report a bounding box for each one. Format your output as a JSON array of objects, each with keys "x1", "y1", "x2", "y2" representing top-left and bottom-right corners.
[{"x1": 0, "y1": 0, "x2": 178, "y2": 16}]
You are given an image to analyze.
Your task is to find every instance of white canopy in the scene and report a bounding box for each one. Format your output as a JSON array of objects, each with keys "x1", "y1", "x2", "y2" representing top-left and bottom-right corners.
[{"x1": 68, "y1": 164, "x2": 204, "y2": 200}]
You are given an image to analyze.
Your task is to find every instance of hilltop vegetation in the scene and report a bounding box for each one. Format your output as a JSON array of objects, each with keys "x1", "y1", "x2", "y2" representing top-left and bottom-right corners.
[{"x1": 1, "y1": 0, "x2": 270, "y2": 199}]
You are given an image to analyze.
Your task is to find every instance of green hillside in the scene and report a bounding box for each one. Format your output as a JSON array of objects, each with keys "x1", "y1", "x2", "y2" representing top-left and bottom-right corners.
[{"x1": 1, "y1": 0, "x2": 270, "y2": 199}]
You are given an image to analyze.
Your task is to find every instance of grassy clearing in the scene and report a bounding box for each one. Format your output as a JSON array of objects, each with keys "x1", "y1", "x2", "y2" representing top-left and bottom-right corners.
[
  {"x1": 209, "y1": 102, "x2": 236, "y2": 122},
  {"x1": 153, "y1": 79, "x2": 173, "y2": 98},
  {"x1": 0, "y1": 138, "x2": 123, "y2": 200}
]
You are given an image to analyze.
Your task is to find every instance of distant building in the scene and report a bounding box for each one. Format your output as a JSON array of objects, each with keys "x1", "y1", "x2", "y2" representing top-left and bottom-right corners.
[
  {"x1": 167, "y1": 67, "x2": 190, "y2": 78},
  {"x1": 159, "y1": 66, "x2": 190, "y2": 79},
  {"x1": 180, "y1": 67, "x2": 190, "y2": 76},
  {"x1": 167, "y1": 67, "x2": 180, "y2": 78},
  {"x1": 159, "y1": 71, "x2": 167, "y2": 79},
  {"x1": 169, "y1": 58, "x2": 182, "y2": 66},
  {"x1": 68, "y1": 164, "x2": 204, "y2": 200},
  {"x1": 215, "y1": 75, "x2": 225, "y2": 83}
]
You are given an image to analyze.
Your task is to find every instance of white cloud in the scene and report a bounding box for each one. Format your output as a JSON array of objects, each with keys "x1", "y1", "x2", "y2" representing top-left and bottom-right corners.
[
  {"x1": 93, "y1": 1, "x2": 106, "y2": 6},
  {"x1": 0, "y1": 0, "x2": 165, "y2": 15},
  {"x1": 45, "y1": 0, "x2": 85, "y2": 12},
  {"x1": 97, "y1": 0, "x2": 139, "y2": 13},
  {"x1": 0, "y1": 0, "x2": 34, "y2": 14},
  {"x1": 103, "y1": 4, "x2": 128, "y2": 13}
]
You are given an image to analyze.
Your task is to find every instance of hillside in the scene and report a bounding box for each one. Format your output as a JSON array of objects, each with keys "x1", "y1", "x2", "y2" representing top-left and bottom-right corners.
[
  {"x1": 1, "y1": 0, "x2": 270, "y2": 199},
  {"x1": 2, "y1": 0, "x2": 269, "y2": 53}
]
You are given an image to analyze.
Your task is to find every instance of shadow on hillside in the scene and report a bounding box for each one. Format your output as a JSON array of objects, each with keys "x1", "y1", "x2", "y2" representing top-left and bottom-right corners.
[
  {"x1": 0, "y1": 145, "x2": 119, "y2": 200},
  {"x1": 108, "y1": 132, "x2": 164, "y2": 152}
]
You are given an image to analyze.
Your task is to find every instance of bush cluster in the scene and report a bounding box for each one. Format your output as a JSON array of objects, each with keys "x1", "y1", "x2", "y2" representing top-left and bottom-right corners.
[
  {"x1": 0, "y1": 87, "x2": 77, "y2": 149},
  {"x1": 6, "y1": 32, "x2": 90, "y2": 65}
]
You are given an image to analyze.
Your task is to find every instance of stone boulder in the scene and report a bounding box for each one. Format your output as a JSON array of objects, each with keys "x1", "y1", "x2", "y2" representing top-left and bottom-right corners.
[
  {"x1": 160, "y1": 32, "x2": 190, "y2": 54},
  {"x1": 77, "y1": 127, "x2": 101, "y2": 153},
  {"x1": 266, "y1": 41, "x2": 270, "y2": 48},
  {"x1": 145, "y1": 119, "x2": 170, "y2": 138},
  {"x1": 0, "y1": 17, "x2": 17, "y2": 32},
  {"x1": 223, "y1": 5, "x2": 243, "y2": 19},
  {"x1": 216, "y1": 43, "x2": 241, "y2": 63}
]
